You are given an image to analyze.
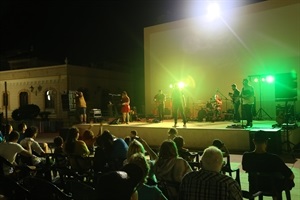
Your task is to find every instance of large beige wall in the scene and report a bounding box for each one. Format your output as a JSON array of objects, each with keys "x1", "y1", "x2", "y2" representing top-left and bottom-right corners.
[{"x1": 144, "y1": 1, "x2": 300, "y2": 119}]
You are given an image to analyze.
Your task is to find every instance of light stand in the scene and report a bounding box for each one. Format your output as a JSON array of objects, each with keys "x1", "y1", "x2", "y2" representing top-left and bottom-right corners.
[{"x1": 254, "y1": 77, "x2": 272, "y2": 120}]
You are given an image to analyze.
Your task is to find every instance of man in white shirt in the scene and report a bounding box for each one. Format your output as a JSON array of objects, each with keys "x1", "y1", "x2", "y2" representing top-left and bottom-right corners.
[{"x1": 0, "y1": 131, "x2": 33, "y2": 175}]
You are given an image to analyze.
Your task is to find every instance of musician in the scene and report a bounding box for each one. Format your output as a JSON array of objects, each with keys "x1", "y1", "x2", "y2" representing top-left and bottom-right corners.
[
  {"x1": 171, "y1": 85, "x2": 187, "y2": 127},
  {"x1": 241, "y1": 79, "x2": 255, "y2": 127},
  {"x1": 121, "y1": 91, "x2": 130, "y2": 124},
  {"x1": 229, "y1": 84, "x2": 241, "y2": 123},
  {"x1": 154, "y1": 89, "x2": 166, "y2": 122}
]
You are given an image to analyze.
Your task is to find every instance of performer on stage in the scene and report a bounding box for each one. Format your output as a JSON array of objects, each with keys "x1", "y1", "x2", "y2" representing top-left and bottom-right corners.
[
  {"x1": 121, "y1": 91, "x2": 130, "y2": 124},
  {"x1": 229, "y1": 84, "x2": 241, "y2": 123},
  {"x1": 75, "y1": 91, "x2": 87, "y2": 123},
  {"x1": 154, "y1": 89, "x2": 166, "y2": 122},
  {"x1": 171, "y1": 85, "x2": 187, "y2": 127},
  {"x1": 241, "y1": 79, "x2": 255, "y2": 127}
]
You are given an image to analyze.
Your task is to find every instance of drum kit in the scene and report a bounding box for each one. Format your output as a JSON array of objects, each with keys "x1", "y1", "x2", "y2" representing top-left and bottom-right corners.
[{"x1": 198, "y1": 94, "x2": 223, "y2": 122}]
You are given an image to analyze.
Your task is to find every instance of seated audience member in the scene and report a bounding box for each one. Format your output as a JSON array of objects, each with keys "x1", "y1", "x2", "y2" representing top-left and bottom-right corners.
[
  {"x1": 96, "y1": 163, "x2": 144, "y2": 200},
  {"x1": 179, "y1": 146, "x2": 242, "y2": 200},
  {"x1": 124, "y1": 130, "x2": 139, "y2": 146},
  {"x1": 124, "y1": 139, "x2": 158, "y2": 184},
  {"x1": 52, "y1": 136, "x2": 68, "y2": 176},
  {"x1": 154, "y1": 140, "x2": 192, "y2": 200},
  {"x1": 17, "y1": 122, "x2": 27, "y2": 143},
  {"x1": 81, "y1": 129, "x2": 97, "y2": 154},
  {"x1": 167, "y1": 128, "x2": 178, "y2": 140},
  {"x1": 94, "y1": 130, "x2": 128, "y2": 173},
  {"x1": 1, "y1": 123, "x2": 13, "y2": 142},
  {"x1": 0, "y1": 131, "x2": 33, "y2": 176},
  {"x1": 128, "y1": 153, "x2": 167, "y2": 200},
  {"x1": 63, "y1": 127, "x2": 91, "y2": 171},
  {"x1": 212, "y1": 139, "x2": 230, "y2": 157},
  {"x1": 173, "y1": 136, "x2": 194, "y2": 162},
  {"x1": 242, "y1": 130, "x2": 295, "y2": 193},
  {"x1": 19, "y1": 126, "x2": 50, "y2": 165}
]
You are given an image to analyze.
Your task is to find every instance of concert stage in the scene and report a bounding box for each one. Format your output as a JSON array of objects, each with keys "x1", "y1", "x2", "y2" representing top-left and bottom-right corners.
[{"x1": 75, "y1": 119, "x2": 300, "y2": 153}]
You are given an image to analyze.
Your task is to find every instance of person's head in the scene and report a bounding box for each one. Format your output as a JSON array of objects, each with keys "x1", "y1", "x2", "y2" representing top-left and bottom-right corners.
[
  {"x1": 96, "y1": 130, "x2": 114, "y2": 150},
  {"x1": 243, "y1": 78, "x2": 249, "y2": 86},
  {"x1": 158, "y1": 140, "x2": 178, "y2": 160},
  {"x1": 231, "y1": 84, "x2": 237, "y2": 90},
  {"x1": 97, "y1": 164, "x2": 143, "y2": 200},
  {"x1": 7, "y1": 131, "x2": 20, "y2": 142},
  {"x1": 53, "y1": 136, "x2": 64, "y2": 148},
  {"x1": 253, "y1": 130, "x2": 269, "y2": 147},
  {"x1": 82, "y1": 130, "x2": 95, "y2": 141},
  {"x1": 212, "y1": 139, "x2": 224, "y2": 149},
  {"x1": 158, "y1": 89, "x2": 162, "y2": 94},
  {"x1": 66, "y1": 127, "x2": 80, "y2": 142},
  {"x1": 173, "y1": 136, "x2": 185, "y2": 149},
  {"x1": 168, "y1": 128, "x2": 178, "y2": 139},
  {"x1": 130, "y1": 130, "x2": 138, "y2": 139},
  {"x1": 122, "y1": 91, "x2": 128, "y2": 97},
  {"x1": 127, "y1": 153, "x2": 150, "y2": 184},
  {"x1": 18, "y1": 122, "x2": 27, "y2": 133},
  {"x1": 201, "y1": 146, "x2": 223, "y2": 172},
  {"x1": 24, "y1": 126, "x2": 38, "y2": 138},
  {"x1": 127, "y1": 140, "x2": 145, "y2": 159}
]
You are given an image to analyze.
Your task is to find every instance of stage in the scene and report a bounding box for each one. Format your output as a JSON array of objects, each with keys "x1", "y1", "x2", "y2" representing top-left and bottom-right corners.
[{"x1": 74, "y1": 119, "x2": 300, "y2": 154}]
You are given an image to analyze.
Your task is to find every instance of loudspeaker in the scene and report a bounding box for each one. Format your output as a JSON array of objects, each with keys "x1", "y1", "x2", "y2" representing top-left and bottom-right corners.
[
  {"x1": 61, "y1": 91, "x2": 77, "y2": 111},
  {"x1": 249, "y1": 130, "x2": 282, "y2": 154},
  {"x1": 275, "y1": 73, "x2": 297, "y2": 101}
]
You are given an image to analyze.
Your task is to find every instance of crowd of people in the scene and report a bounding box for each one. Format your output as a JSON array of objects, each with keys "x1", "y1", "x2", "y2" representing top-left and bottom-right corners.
[{"x1": 0, "y1": 121, "x2": 295, "y2": 200}]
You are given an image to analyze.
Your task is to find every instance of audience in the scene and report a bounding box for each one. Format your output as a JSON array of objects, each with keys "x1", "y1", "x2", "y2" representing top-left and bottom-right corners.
[
  {"x1": 17, "y1": 122, "x2": 27, "y2": 143},
  {"x1": 63, "y1": 127, "x2": 91, "y2": 171},
  {"x1": 0, "y1": 131, "x2": 33, "y2": 176},
  {"x1": 19, "y1": 126, "x2": 50, "y2": 165},
  {"x1": 81, "y1": 129, "x2": 97, "y2": 154},
  {"x1": 96, "y1": 163, "x2": 143, "y2": 200},
  {"x1": 154, "y1": 140, "x2": 192, "y2": 200},
  {"x1": 242, "y1": 130, "x2": 295, "y2": 193},
  {"x1": 173, "y1": 136, "x2": 194, "y2": 162},
  {"x1": 212, "y1": 139, "x2": 229, "y2": 157},
  {"x1": 179, "y1": 146, "x2": 242, "y2": 200},
  {"x1": 127, "y1": 153, "x2": 167, "y2": 200},
  {"x1": 167, "y1": 128, "x2": 178, "y2": 140},
  {"x1": 124, "y1": 139, "x2": 158, "y2": 184},
  {"x1": 94, "y1": 129, "x2": 128, "y2": 173}
]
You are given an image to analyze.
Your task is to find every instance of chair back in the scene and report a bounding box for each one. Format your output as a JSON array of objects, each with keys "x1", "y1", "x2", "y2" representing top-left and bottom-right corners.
[{"x1": 248, "y1": 171, "x2": 293, "y2": 200}]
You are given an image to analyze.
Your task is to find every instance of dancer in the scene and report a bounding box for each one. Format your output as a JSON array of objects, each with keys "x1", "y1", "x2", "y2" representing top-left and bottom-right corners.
[
  {"x1": 121, "y1": 91, "x2": 130, "y2": 124},
  {"x1": 241, "y1": 79, "x2": 255, "y2": 127},
  {"x1": 154, "y1": 89, "x2": 166, "y2": 122},
  {"x1": 171, "y1": 85, "x2": 187, "y2": 127},
  {"x1": 229, "y1": 84, "x2": 241, "y2": 123}
]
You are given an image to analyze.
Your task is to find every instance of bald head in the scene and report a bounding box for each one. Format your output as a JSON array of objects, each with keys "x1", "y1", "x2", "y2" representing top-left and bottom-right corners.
[{"x1": 201, "y1": 146, "x2": 223, "y2": 172}]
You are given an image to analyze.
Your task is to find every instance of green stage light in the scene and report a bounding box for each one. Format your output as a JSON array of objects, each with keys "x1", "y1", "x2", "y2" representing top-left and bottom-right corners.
[
  {"x1": 253, "y1": 78, "x2": 259, "y2": 83},
  {"x1": 266, "y1": 75, "x2": 274, "y2": 83}
]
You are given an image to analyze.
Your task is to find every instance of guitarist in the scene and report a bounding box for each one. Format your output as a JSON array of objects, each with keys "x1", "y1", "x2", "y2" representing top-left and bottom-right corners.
[
  {"x1": 241, "y1": 79, "x2": 255, "y2": 127},
  {"x1": 229, "y1": 84, "x2": 241, "y2": 123},
  {"x1": 154, "y1": 89, "x2": 166, "y2": 122}
]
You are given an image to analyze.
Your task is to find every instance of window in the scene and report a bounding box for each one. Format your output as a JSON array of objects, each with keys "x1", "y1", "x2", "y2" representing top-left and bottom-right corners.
[
  {"x1": 19, "y1": 92, "x2": 28, "y2": 107},
  {"x1": 45, "y1": 90, "x2": 55, "y2": 109}
]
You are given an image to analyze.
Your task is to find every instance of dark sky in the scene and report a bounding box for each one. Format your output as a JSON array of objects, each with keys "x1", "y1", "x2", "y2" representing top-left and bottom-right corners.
[{"x1": 0, "y1": 0, "x2": 264, "y2": 69}]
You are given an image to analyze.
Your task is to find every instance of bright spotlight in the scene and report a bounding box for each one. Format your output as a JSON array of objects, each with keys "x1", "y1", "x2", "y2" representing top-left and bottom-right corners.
[
  {"x1": 206, "y1": 2, "x2": 221, "y2": 21},
  {"x1": 178, "y1": 82, "x2": 185, "y2": 89},
  {"x1": 266, "y1": 75, "x2": 274, "y2": 83},
  {"x1": 253, "y1": 78, "x2": 259, "y2": 83}
]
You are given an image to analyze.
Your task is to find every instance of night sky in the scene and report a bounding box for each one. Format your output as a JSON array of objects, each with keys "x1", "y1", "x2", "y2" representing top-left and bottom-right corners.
[{"x1": 0, "y1": 0, "x2": 264, "y2": 70}]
